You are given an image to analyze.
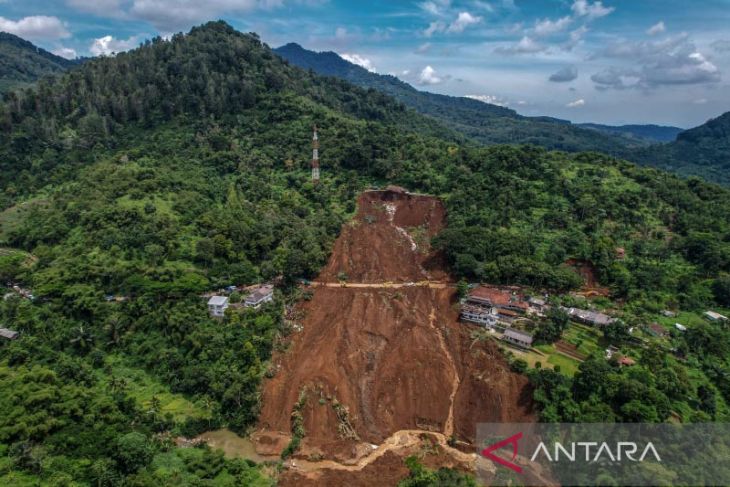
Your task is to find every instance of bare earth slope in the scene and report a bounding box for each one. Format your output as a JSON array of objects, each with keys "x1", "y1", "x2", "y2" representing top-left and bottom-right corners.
[{"x1": 253, "y1": 189, "x2": 533, "y2": 485}]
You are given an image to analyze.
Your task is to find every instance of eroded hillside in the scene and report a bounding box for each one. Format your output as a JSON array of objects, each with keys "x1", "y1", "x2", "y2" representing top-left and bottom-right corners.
[{"x1": 253, "y1": 189, "x2": 533, "y2": 485}]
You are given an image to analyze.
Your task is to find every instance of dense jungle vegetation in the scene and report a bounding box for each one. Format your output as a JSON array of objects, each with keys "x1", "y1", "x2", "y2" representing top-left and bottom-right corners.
[{"x1": 1, "y1": 21, "x2": 730, "y2": 485}]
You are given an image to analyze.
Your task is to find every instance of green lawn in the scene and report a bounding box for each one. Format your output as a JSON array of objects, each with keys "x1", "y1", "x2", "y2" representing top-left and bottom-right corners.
[
  {"x1": 100, "y1": 355, "x2": 211, "y2": 422},
  {"x1": 547, "y1": 353, "x2": 581, "y2": 376},
  {"x1": 513, "y1": 344, "x2": 581, "y2": 377},
  {"x1": 563, "y1": 322, "x2": 603, "y2": 356}
]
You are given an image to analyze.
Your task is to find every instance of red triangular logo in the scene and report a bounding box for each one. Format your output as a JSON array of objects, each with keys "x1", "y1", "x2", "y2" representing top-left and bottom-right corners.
[{"x1": 481, "y1": 432, "x2": 523, "y2": 473}]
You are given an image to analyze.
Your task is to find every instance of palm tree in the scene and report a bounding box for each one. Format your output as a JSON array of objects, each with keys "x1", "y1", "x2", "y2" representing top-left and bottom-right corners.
[
  {"x1": 104, "y1": 313, "x2": 123, "y2": 347},
  {"x1": 69, "y1": 325, "x2": 95, "y2": 352}
]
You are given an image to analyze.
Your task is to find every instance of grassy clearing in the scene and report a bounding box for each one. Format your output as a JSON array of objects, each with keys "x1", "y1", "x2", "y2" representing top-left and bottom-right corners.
[
  {"x1": 562, "y1": 322, "x2": 603, "y2": 356},
  {"x1": 511, "y1": 345, "x2": 581, "y2": 377},
  {"x1": 116, "y1": 194, "x2": 177, "y2": 219},
  {"x1": 547, "y1": 354, "x2": 581, "y2": 376},
  {"x1": 100, "y1": 355, "x2": 210, "y2": 422}
]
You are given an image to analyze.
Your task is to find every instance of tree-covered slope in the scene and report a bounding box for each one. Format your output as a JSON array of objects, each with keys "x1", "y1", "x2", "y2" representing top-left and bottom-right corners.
[
  {"x1": 629, "y1": 112, "x2": 730, "y2": 184},
  {"x1": 2, "y1": 21, "x2": 730, "y2": 484},
  {"x1": 0, "y1": 32, "x2": 80, "y2": 94},
  {"x1": 274, "y1": 42, "x2": 651, "y2": 154}
]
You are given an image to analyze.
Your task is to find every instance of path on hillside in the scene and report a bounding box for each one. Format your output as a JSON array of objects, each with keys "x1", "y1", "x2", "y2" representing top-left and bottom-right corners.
[
  {"x1": 310, "y1": 280, "x2": 450, "y2": 289},
  {"x1": 287, "y1": 429, "x2": 476, "y2": 474},
  {"x1": 427, "y1": 306, "x2": 461, "y2": 438}
]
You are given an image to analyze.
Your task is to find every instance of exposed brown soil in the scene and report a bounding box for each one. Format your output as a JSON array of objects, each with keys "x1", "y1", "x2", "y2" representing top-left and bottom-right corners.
[
  {"x1": 253, "y1": 189, "x2": 534, "y2": 485},
  {"x1": 565, "y1": 258, "x2": 611, "y2": 297},
  {"x1": 555, "y1": 340, "x2": 587, "y2": 361}
]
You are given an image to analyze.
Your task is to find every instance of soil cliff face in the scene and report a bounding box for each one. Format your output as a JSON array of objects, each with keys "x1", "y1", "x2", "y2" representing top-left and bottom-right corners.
[{"x1": 253, "y1": 189, "x2": 533, "y2": 485}]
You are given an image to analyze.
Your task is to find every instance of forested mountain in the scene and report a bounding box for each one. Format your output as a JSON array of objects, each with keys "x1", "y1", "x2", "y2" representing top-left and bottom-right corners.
[
  {"x1": 0, "y1": 32, "x2": 81, "y2": 94},
  {"x1": 274, "y1": 42, "x2": 649, "y2": 154},
  {"x1": 577, "y1": 122, "x2": 683, "y2": 143},
  {"x1": 632, "y1": 112, "x2": 730, "y2": 184},
  {"x1": 2, "y1": 21, "x2": 730, "y2": 484}
]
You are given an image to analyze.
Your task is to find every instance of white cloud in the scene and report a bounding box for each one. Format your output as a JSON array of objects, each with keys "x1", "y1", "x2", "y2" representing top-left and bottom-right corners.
[
  {"x1": 571, "y1": 0, "x2": 614, "y2": 20},
  {"x1": 592, "y1": 34, "x2": 721, "y2": 88},
  {"x1": 334, "y1": 26, "x2": 348, "y2": 40},
  {"x1": 415, "y1": 42, "x2": 431, "y2": 54},
  {"x1": 447, "y1": 11, "x2": 481, "y2": 33},
  {"x1": 90, "y1": 35, "x2": 142, "y2": 56},
  {"x1": 423, "y1": 20, "x2": 446, "y2": 37},
  {"x1": 564, "y1": 25, "x2": 588, "y2": 50},
  {"x1": 66, "y1": 0, "x2": 328, "y2": 31},
  {"x1": 0, "y1": 15, "x2": 70, "y2": 41},
  {"x1": 566, "y1": 98, "x2": 585, "y2": 107},
  {"x1": 418, "y1": 65, "x2": 443, "y2": 85},
  {"x1": 693, "y1": 98, "x2": 708, "y2": 104},
  {"x1": 495, "y1": 35, "x2": 546, "y2": 55},
  {"x1": 647, "y1": 21, "x2": 665, "y2": 36},
  {"x1": 128, "y1": 0, "x2": 267, "y2": 32},
  {"x1": 66, "y1": 0, "x2": 125, "y2": 17},
  {"x1": 53, "y1": 46, "x2": 78, "y2": 59},
  {"x1": 533, "y1": 16, "x2": 572, "y2": 37},
  {"x1": 549, "y1": 65, "x2": 578, "y2": 82},
  {"x1": 591, "y1": 67, "x2": 641, "y2": 89},
  {"x1": 339, "y1": 53, "x2": 376, "y2": 72},
  {"x1": 419, "y1": 0, "x2": 451, "y2": 16},
  {"x1": 465, "y1": 94, "x2": 509, "y2": 106}
]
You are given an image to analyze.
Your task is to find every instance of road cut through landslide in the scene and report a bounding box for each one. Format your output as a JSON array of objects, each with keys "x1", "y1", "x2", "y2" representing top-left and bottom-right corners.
[{"x1": 252, "y1": 189, "x2": 534, "y2": 485}]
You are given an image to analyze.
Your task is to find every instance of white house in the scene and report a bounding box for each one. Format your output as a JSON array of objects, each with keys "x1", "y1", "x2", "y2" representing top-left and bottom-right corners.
[
  {"x1": 208, "y1": 295, "x2": 229, "y2": 317},
  {"x1": 245, "y1": 285, "x2": 274, "y2": 309},
  {"x1": 502, "y1": 329, "x2": 533, "y2": 349},
  {"x1": 460, "y1": 303, "x2": 499, "y2": 328},
  {"x1": 0, "y1": 328, "x2": 19, "y2": 340},
  {"x1": 704, "y1": 311, "x2": 728, "y2": 322}
]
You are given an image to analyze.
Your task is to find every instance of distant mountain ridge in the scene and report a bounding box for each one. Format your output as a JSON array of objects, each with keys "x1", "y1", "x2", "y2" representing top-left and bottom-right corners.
[
  {"x1": 275, "y1": 42, "x2": 730, "y2": 185},
  {"x1": 577, "y1": 123, "x2": 683, "y2": 143},
  {"x1": 274, "y1": 42, "x2": 651, "y2": 154},
  {"x1": 632, "y1": 111, "x2": 730, "y2": 184},
  {"x1": 0, "y1": 31, "x2": 82, "y2": 94}
]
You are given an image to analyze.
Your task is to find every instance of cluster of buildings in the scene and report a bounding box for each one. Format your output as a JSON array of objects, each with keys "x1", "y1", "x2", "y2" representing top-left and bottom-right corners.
[
  {"x1": 207, "y1": 284, "x2": 274, "y2": 317},
  {"x1": 459, "y1": 286, "x2": 536, "y2": 349},
  {"x1": 459, "y1": 285, "x2": 626, "y2": 350}
]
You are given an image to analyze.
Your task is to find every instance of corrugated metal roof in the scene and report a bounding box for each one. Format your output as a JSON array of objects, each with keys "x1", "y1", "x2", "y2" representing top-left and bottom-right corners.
[{"x1": 208, "y1": 295, "x2": 229, "y2": 306}]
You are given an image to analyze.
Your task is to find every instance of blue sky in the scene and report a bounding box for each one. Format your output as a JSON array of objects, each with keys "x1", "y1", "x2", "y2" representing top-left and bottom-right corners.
[{"x1": 1, "y1": 0, "x2": 729, "y2": 127}]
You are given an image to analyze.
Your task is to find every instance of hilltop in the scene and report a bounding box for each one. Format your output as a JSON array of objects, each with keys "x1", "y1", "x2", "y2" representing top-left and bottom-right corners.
[
  {"x1": 1, "y1": 21, "x2": 730, "y2": 485},
  {"x1": 632, "y1": 111, "x2": 730, "y2": 184},
  {"x1": 0, "y1": 32, "x2": 81, "y2": 93}
]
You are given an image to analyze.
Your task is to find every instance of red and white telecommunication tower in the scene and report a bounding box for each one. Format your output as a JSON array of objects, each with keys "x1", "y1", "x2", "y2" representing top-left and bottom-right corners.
[{"x1": 311, "y1": 125, "x2": 320, "y2": 183}]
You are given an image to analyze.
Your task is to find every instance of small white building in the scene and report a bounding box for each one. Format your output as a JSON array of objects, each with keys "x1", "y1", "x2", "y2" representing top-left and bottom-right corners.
[
  {"x1": 208, "y1": 295, "x2": 229, "y2": 317},
  {"x1": 704, "y1": 311, "x2": 728, "y2": 322},
  {"x1": 0, "y1": 328, "x2": 19, "y2": 340},
  {"x1": 245, "y1": 285, "x2": 274, "y2": 309}
]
